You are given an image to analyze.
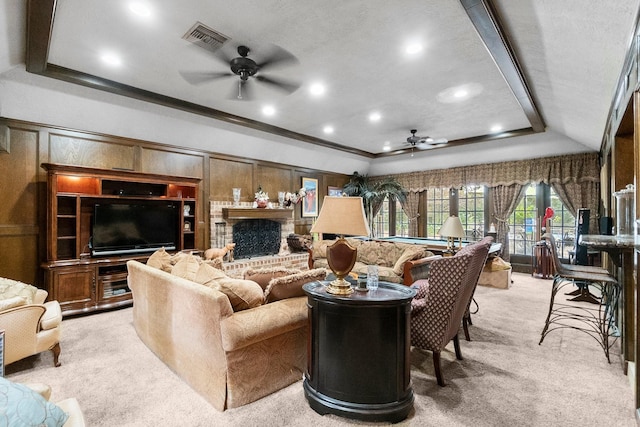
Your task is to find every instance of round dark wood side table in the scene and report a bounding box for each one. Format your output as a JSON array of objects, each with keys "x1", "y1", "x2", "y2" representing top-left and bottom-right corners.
[{"x1": 302, "y1": 280, "x2": 416, "y2": 423}]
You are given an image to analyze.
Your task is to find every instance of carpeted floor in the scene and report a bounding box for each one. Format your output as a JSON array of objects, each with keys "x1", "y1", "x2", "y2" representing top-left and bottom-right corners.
[{"x1": 6, "y1": 273, "x2": 636, "y2": 426}]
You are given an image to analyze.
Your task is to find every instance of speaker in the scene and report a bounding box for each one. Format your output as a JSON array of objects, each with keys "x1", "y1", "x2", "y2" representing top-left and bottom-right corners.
[
  {"x1": 599, "y1": 216, "x2": 613, "y2": 235},
  {"x1": 574, "y1": 208, "x2": 590, "y2": 265}
]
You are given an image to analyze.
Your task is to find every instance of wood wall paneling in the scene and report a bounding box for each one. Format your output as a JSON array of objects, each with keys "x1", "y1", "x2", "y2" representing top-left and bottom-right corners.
[
  {"x1": 256, "y1": 164, "x2": 293, "y2": 204},
  {"x1": 0, "y1": 127, "x2": 41, "y2": 283},
  {"x1": 49, "y1": 133, "x2": 135, "y2": 170},
  {"x1": 140, "y1": 147, "x2": 204, "y2": 179},
  {"x1": 209, "y1": 157, "x2": 254, "y2": 203}
]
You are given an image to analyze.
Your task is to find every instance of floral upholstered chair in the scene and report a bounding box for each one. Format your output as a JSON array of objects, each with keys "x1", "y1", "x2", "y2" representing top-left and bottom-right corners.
[
  {"x1": 410, "y1": 252, "x2": 477, "y2": 386},
  {"x1": 0, "y1": 277, "x2": 62, "y2": 367}
]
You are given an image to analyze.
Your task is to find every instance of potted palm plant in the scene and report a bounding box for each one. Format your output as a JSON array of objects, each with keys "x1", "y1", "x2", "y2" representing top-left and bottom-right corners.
[{"x1": 342, "y1": 172, "x2": 406, "y2": 237}]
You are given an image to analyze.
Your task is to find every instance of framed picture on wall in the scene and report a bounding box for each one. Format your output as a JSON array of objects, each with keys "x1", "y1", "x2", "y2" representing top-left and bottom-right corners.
[
  {"x1": 302, "y1": 177, "x2": 318, "y2": 217},
  {"x1": 328, "y1": 186, "x2": 343, "y2": 197}
]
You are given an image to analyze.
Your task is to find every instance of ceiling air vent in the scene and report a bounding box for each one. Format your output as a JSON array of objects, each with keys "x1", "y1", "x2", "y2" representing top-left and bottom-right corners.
[{"x1": 182, "y1": 22, "x2": 229, "y2": 53}]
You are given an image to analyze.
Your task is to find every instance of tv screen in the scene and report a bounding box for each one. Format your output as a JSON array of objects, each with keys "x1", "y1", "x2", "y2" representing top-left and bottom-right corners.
[{"x1": 91, "y1": 201, "x2": 179, "y2": 256}]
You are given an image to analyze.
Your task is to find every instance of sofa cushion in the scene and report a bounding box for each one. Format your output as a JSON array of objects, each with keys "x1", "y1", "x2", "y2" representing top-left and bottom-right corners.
[
  {"x1": 146, "y1": 248, "x2": 173, "y2": 272},
  {"x1": 0, "y1": 277, "x2": 38, "y2": 304},
  {"x1": 264, "y1": 268, "x2": 327, "y2": 303},
  {"x1": 171, "y1": 254, "x2": 201, "y2": 281},
  {"x1": 356, "y1": 241, "x2": 392, "y2": 267},
  {"x1": 0, "y1": 377, "x2": 69, "y2": 427},
  {"x1": 215, "y1": 277, "x2": 264, "y2": 311},
  {"x1": 393, "y1": 246, "x2": 427, "y2": 275},
  {"x1": 0, "y1": 296, "x2": 27, "y2": 311},
  {"x1": 243, "y1": 267, "x2": 302, "y2": 290}
]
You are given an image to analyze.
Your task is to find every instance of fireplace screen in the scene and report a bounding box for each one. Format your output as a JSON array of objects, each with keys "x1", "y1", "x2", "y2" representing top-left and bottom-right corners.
[{"x1": 232, "y1": 219, "x2": 281, "y2": 259}]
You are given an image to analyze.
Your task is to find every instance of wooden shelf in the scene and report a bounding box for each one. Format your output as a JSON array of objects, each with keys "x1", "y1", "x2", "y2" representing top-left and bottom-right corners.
[{"x1": 222, "y1": 208, "x2": 294, "y2": 220}]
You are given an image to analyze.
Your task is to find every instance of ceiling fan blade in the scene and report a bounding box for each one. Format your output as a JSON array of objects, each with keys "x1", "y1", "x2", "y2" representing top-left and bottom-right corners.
[
  {"x1": 255, "y1": 75, "x2": 300, "y2": 94},
  {"x1": 256, "y1": 44, "x2": 299, "y2": 71},
  {"x1": 179, "y1": 70, "x2": 233, "y2": 85},
  {"x1": 428, "y1": 138, "x2": 449, "y2": 145}
]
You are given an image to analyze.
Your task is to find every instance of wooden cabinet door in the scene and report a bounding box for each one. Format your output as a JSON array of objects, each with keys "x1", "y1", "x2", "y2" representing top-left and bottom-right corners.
[{"x1": 49, "y1": 266, "x2": 94, "y2": 312}]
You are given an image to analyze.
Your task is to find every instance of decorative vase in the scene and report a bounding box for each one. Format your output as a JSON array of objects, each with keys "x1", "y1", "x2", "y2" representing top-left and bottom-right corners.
[{"x1": 256, "y1": 198, "x2": 269, "y2": 208}]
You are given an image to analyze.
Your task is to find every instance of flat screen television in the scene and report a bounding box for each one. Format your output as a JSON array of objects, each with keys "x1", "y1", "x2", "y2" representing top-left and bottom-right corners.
[{"x1": 91, "y1": 201, "x2": 179, "y2": 256}]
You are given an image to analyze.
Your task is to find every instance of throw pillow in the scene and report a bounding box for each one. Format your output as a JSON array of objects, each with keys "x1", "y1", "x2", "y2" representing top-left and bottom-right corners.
[
  {"x1": 146, "y1": 248, "x2": 173, "y2": 272},
  {"x1": 264, "y1": 268, "x2": 327, "y2": 303},
  {"x1": 216, "y1": 277, "x2": 264, "y2": 311},
  {"x1": 194, "y1": 262, "x2": 228, "y2": 288},
  {"x1": 171, "y1": 254, "x2": 201, "y2": 282},
  {"x1": 0, "y1": 277, "x2": 38, "y2": 304},
  {"x1": 203, "y1": 257, "x2": 224, "y2": 271},
  {"x1": 0, "y1": 296, "x2": 27, "y2": 312},
  {"x1": 0, "y1": 377, "x2": 69, "y2": 427},
  {"x1": 243, "y1": 267, "x2": 302, "y2": 290},
  {"x1": 392, "y1": 246, "x2": 426, "y2": 275}
]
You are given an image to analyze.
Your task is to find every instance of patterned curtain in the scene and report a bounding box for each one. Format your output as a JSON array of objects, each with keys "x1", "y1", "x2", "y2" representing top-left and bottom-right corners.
[
  {"x1": 490, "y1": 184, "x2": 527, "y2": 262},
  {"x1": 550, "y1": 179, "x2": 600, "y2": 234},
  {"x1": 399, "y1": 191, "x2": 421, "y2": 237}
]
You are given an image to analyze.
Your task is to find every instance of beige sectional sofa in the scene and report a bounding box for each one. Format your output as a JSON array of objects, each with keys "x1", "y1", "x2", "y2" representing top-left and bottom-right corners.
[
  {"x1": 309, "y1": 238, "x2": 436, "y2": 285},
  {"x1": 126, "y1": 255, "x2": 322, "y2": 411}
]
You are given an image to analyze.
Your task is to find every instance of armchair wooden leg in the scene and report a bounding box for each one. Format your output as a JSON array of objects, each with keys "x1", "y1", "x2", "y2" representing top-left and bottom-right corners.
[
  {"x1": 453, "y1": 334, "x2": 463, "y2": 360},
  {"x1": 51, "y1": 342, "x2": 61, "y2": 367},
  {"x1": 433, "y1": 351, "x2": 445, "y2": 387}
]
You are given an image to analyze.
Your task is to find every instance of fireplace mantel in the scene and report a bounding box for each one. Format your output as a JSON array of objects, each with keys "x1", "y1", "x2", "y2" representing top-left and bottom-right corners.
[{"x1": 222, "y1": 207, "x2": 294, "y2": 220}]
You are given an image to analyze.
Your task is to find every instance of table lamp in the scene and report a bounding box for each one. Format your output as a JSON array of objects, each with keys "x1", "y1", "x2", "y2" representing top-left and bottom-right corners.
[
  {"x1": 438, "y1": 215, "x2": 465, "y2": 254},
  {"x1": 310, "y1": 196, "x2": 371, "y2": 295}
]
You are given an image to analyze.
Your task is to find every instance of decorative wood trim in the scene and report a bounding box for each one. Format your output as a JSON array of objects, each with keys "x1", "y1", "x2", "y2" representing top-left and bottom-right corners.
[
  {"x1": 0, "y1": 124, "x2": 8, "y2": 153},
  {"x1": 222, "y1": 208, "x2": 294, "y2": 220},
  {"x1": 460, "y1": 0, "x2": 545, "y2": 133}
]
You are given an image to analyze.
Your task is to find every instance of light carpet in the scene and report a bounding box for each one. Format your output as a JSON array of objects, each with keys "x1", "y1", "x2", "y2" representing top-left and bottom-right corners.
[{"x1": 6, "y1": 273, "x2": 636, "y2": 426}]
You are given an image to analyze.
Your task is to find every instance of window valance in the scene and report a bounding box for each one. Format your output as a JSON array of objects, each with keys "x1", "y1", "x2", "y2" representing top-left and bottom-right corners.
[{"x1": 374, "y1": 152, "x2": 599, "y2": 192}]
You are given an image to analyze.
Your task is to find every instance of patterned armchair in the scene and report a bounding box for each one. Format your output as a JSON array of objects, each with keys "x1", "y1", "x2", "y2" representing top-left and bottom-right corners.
[
  {"x1": 410, "y1": 252, "x2": 477, "y2": 386},
  {"x1": 456, "y1": 237, "x2": 493, "y2": 341},
  {"x1": 0, "y1": 280, "x2": 62, "y2": 367}
]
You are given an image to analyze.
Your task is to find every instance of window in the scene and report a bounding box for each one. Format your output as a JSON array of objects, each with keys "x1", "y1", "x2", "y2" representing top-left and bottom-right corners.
[
  {"x1": 424, "y1": 188, "x2": 450, "y2": 238},
  {"x1": 458, "y1": 186, "x2": 485, "y2": 241},
  {"x1": 373, "y1": 198, "x2": 409, "y2": 237},
  {"x1": 395, "y1": 199, "x2": 409, "y2": 237},
  {"x1": 548, "y1": 188, "x2": 576, "y2": 259},
  {"x1": 508, "y1": 184, "x2": 537, "y2": 255}
]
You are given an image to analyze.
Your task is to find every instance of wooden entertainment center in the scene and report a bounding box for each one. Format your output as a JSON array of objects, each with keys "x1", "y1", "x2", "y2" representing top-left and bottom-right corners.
[{"x1": 41, "y1": 163, "x2": 200, "y2": 316}]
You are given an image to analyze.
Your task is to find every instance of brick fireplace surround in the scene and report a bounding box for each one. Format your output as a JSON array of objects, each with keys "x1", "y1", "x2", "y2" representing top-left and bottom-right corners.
[{"x1": 209, "y1": 201, "x2": 309, "y2": 278}]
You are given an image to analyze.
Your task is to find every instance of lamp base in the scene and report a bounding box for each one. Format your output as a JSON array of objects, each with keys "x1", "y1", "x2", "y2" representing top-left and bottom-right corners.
[{"x1": 326, "y1": 277, "x2": 354, "y2": 295}]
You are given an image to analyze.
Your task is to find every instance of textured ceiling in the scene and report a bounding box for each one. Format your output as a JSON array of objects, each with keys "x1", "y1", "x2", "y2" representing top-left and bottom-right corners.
[{"x1": 1, "y1": 0, "x2": 639, "y2": 162}]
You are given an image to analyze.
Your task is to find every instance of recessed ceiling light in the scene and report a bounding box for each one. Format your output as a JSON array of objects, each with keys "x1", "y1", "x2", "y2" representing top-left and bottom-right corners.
[
  {"x1": 369, "y1": 112, "x2": 381, "y2": 122},
  {"x1": 309, "y1": 83, "x2": 326, "y2": 96},
  {"x1": 383, "y1": 144, "x2": 391, "y2": 152},
  {"x1": 128, "y1": 2, "x2": 152, "y2": 18},
  {"x1": 262, "y1": 105, "x2": 276, "y2": 116},
  {"x1": 491, "y1": 125, "x2": 503, "y2": 133},
  {"x1": 405, "y1": 43, "x2": 423, "y2": 55},
  {"x1": 323, "y1": 125, "x2": 334, "y2": 134},
  {"x1": 100, "y1": 52, "x2": 122, "y2": 67},
  {"x1": 454, "y1": 89, "x2": 468, "y2": 98}
]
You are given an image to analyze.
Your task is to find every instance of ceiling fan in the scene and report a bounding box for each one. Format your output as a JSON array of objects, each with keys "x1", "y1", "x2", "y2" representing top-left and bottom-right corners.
[
  {"x1": 403, "y1": 129, "x2": 448, "y2": 156},
  {"x1": 179, "y1": 44, "x2": 301, "y2": 100}
]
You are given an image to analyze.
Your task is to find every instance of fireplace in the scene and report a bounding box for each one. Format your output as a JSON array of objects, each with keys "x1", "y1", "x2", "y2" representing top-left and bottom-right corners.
[
  {"x1": 233, "y1": 219, "x2": 281, "y2": 259},
  {"x1": 210, "y1": 201, "x2": 296, "y2": 261}
]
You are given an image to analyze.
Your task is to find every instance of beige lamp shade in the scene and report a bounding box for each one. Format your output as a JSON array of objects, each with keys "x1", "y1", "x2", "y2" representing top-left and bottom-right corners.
[
  {"x1": 310, "y1": 196, "x2": 371, "y2": 237},
  {"x1": 438, "y1": 215, "x2": 465, "y2": 238},
  {"x1": 310, "y1": 196, "x2": 370, "y2": 295}
]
